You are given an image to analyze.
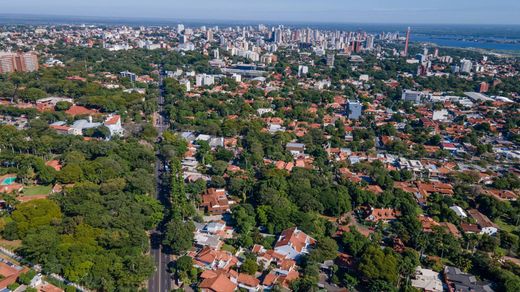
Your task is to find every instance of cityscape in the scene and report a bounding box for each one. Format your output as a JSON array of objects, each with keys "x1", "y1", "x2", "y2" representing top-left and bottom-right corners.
[{"x1": 0, "y1": 2, "x2": 519, "y2": 292}]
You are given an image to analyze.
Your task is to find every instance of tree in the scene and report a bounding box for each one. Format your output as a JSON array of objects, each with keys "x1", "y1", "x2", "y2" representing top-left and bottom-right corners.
[
  {"x1": 358, "y1": 245, "x2": 399, "y2": 285},
  {"x1": 57, "y1": 163, "x2": 83, "y2": 184},
  {"x1": 55, "y1": 101, "x2": 72, "y2": 111},
  {"x1": 9, "y1": 199, "x2": 62, "y2": 238},
  {"x1": 309, "y1": 237, "x2": 338, "y2": 263},
  {"x1": 172, "y1": 256, "x2": 196, "y2": 284},
  {"x1": 163, "y1": 220, "x2": 195, "y2": 255},
  {"x1": 241, "y1": 258, "x2": 259, "y2": 275},
  {"x1": 342, "y1": 227, "x2": 370, "y2": 257}
]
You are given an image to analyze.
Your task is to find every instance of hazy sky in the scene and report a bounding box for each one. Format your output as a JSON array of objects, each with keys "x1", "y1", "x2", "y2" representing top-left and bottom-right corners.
[{"x1": 3, "y1": 0, "x2": 520, "y2": 25}]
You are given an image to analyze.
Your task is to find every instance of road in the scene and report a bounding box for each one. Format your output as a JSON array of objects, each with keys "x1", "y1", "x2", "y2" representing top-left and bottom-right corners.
[{"x1": 148, "y1": 70, "x2": 172, "y2": 292}]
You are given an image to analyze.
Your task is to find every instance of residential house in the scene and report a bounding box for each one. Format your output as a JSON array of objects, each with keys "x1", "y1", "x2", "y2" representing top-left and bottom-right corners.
[
  {"x1": 444, "y1": 266, "x2": 493, "y2": 292},
  {"x1": 201, "y1": 188, "x2": 231, "y2": 215},
  {"x1": 237, "y1": 273, "x2": 261, "y2": 292},
  {"x1": 199, "y1": 270, "x2": 237, "y2": 292},
  {"x1": 104, "y1": 114, "x2": 124, "y2": 136},
  {"x1": 468, "y1": 209, "x2": 498, "y2": 235},
  {"x1": 411, "y1": 267, "x2": 443, "y2": 292},
  {"x1": 274, "y1": 227, "x2": 316, "y2": 260},
  {"x1": 193, "y1": 247, "x2": 238, "y2": 271},
  {"x1": 365, "y1": 208, "x2": 401, "y2": 223},
  {"x1": 0, "y1": 260, "x2": 25, "y2": 289},
  {"x1": 286, "y1": 143, "x2": 305, "y2": 156}
]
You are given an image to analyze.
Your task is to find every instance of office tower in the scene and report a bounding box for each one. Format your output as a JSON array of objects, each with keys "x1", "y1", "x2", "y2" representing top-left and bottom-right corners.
[
  {"x1": 404, "y1": 27, "x2": 411, "y2": 56},
  {"x1": 460, "y1": 59, "x2": 472, "y2": 73},
  {"x1": 206, "y1": 30, "x2": 214, "y2": 42},
  {"x1": 274, "y1": 29, "x2": 283, "y2": 44},
  {"x1": 346, "y1": 101, "x2": 363, "y2": 120},
  {"x1": 366, "y1": 35, "x2": 374, "y2": 50},
  {"x1": 354, "y1": 40, "x2": 363, "y2": 53},
  {"x1": 213, "y1": 48, "x2": 220, "y2": 60},
  {"x1": 177, "y1": 24, "x2": 184, "y2": 33},
  {"x1": 0, "y1": 52, "x2": 39, "y2": 74},
  {"x1": 451, "y1": 65, "x2": 460, "y2": 73},
  {"x1": 434, "y1": 48, "x2": 439, "y2": 58},
  {"x1": 326, "y1": 54, "x2": 335, "y2": 67}
]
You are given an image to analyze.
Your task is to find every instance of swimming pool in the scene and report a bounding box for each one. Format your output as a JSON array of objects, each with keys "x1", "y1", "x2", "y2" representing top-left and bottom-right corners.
[{"x1": 1, "y1": 177, "x2": 16, "y2": 185}]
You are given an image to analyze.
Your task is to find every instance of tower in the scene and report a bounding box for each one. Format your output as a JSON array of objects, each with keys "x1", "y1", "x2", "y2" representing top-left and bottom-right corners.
[{"x1": 404, "y1": 27, "x2": 411, "y2": 57}]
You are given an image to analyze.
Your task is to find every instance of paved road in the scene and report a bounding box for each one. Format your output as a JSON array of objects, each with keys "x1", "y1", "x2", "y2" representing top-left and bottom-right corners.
[{"x1": 148, "y1": 70, "x2": 172, "y2": 292}]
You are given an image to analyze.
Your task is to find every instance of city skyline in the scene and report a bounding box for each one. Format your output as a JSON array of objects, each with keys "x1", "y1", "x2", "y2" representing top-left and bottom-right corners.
[{"x1": 2, "y1": 0, "x2": 520, "y2": 25}]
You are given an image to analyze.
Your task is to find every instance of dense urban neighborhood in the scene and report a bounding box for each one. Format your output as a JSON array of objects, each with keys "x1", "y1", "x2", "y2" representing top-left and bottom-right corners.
[{"x1": 0, "y1": 21, "x2": 519, "y2": 292}]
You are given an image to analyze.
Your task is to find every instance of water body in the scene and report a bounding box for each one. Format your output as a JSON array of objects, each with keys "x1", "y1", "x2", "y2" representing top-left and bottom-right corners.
[{"x1": 412, "y1": 35, "x2": 520, "y2": 51}]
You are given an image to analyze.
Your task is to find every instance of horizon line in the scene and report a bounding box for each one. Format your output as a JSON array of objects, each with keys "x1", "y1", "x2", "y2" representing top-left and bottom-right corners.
[{"x1": 1, "y1": 13, "x2": 520, "y2": 27}]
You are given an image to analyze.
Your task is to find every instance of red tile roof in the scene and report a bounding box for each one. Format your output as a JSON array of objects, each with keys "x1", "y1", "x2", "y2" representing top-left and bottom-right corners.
[
  {"x1": 199, "y1": 272, "x2": 236, "y2": 292},
  {"x1": 65, "y1": 105, "x2": 98, "y2": 116}
]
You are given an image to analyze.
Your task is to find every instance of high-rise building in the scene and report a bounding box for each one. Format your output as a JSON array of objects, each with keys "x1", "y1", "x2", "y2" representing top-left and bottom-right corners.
[
  {"x1": 195, "y1": 74, "x2": 214, "y2": 87},
  {"x1": 213, "y1": 48, "x2": 220, "y2": 60},
  {"x1": 366, "y1": 35, "x2": 374, "y2": 50},
  {"x1": 206, "y1": 30, "x2": 214, "y2": 42},
  {"x1": 0, "y1": 52, "x2": 39, "y2": 74},
  {"x1": 326, "y1": 54, "x2": 335, "y2": 67},
  {"x1": 460, "y1": 59, "x2": 472, "y2": 73}
]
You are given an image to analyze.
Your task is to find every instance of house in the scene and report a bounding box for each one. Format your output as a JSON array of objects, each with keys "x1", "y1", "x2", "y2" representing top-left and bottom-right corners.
[
  {"x1": 65, "y1": 105, "x2": 99, "y2": 116},
  {"x1": 460, "y1": 222, "x2": 481, "y2": 234},
  {"x1": 365, "y1": 208, "x2": 401, "y2": 223},
  {"x1": 261, "y1": 270, "x2": 299, "y2": 290},
  {"x1": 199, "y1": 271, "x2": 237, "y2": 292},
  {"x1": 194, "y1": 232, "x2": 223, "y2": 250},
  {"x1": 450, "y1": 206, "x2": 467, "y2": 218},
  {"x1": 0, "y1": 260, "x2": 25, "y2": 289},
  {"x1": 440, "y1": 222, "x2": 461, "y2": 238},
  {"x1": 200, "y1": 188, "x2": 231, "y2": 215},
  {"x1": 193, "y1": 247, "x2": 238, "y2": 271},
  {"x1": 274, "y1": 227, "x2": 315, "y2": 260},
  {"x1": 104, "y1": 114, "x2": 124, "y2": 136},
  {"x1": 443, "y1": 266, "x2": 493, "y2": 292},
  {"x1": 71, "y1": 117, "x2": 101, "y2": 134},
  {"x1": 411, "y1": 267, "x2": 443, "y2": 292},
  {"x1": 286, "y1": 142, "x2": 305, "y2": 156},
  {"x1": 45, "y1": 160, "x2": 62, "y2": 171},
  {"x1": 237, "y1": 273, "x2": 261, "y2": 291},
  {"x1": 30, "y1": 274, "x2": 64, "y2": 292},
  {"x1": 468, "y1": 209, "x2": 498, "y2": 235},
  {"x1": 418, "y1": 215, "x2": 440, "y2": 233}
]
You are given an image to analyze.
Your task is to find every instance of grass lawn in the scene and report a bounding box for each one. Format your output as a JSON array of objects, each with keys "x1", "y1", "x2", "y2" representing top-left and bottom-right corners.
[
  {"x1": 22, "y1": 185, "x2": 52, "y2": 196},
  {"x1": 495, "y1": 219, "x2": 517, "y2": 233}
]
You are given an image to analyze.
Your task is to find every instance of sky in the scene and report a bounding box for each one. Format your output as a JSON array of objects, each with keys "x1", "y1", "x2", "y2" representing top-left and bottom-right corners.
[{"x1": 2, "y1": 0, "x2": 520, "y2": 25}]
